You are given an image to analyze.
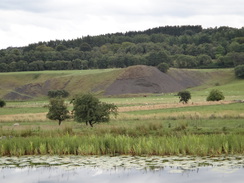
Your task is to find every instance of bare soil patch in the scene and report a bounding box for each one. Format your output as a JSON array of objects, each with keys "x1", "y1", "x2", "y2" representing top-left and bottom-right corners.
[{"x1": 105, "y1": 65, "x2": 209, "y2": 96}]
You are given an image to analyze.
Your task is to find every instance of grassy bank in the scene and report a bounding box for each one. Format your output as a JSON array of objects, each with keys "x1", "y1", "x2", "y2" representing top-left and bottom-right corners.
[
  {"x1": 0, "y1": 134, "x2": 243, "y2": 156},
  {"x1": 1, "y1": 112, "x2": 244, "y2": 156}
]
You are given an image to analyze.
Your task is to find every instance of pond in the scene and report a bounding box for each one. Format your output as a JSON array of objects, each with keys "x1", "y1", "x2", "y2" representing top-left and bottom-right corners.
[{"x1": 0, "y1": 156, "x2": 244, "y2": 183}]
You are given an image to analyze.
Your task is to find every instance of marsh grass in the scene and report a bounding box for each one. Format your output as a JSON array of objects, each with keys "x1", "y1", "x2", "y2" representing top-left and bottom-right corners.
[
  {"x1": 1, "y1": 134, "x2": 243, "y2": 156},
  {"x1": 1, "y1": 115, "x2": 244, "y2": 156}
]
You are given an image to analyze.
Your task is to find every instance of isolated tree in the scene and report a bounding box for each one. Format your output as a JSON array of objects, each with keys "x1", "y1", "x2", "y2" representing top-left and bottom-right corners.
[
  {"x1": 46, "y1": 98, "x2": 70, "y2": 125},
  {"x1": 0, "y1": 99, "x2": 6, "y2": 108},
  {"x1": 206, "y1": 89, "x2": 225, "y2": 101},
  {"x1": 177, "y1": 91, "x2": 191, "y2": 104},
  {"x1": 71, "y1": 93, "x2": 118, "y2": 127},
  {"x1": 235, "y1": 65, "x2": 244, "y2": 78}
]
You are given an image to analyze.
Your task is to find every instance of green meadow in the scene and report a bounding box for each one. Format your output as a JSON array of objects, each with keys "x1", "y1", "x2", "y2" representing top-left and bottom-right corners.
[{"x1": 0, "y1": 68, "x2": 244, "y2": 156}]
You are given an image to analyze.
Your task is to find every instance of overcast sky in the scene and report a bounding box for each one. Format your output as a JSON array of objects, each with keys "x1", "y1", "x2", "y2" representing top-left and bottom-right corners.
[{"x1": 0, "y1": 0, "x2": 243, "y2": 49}]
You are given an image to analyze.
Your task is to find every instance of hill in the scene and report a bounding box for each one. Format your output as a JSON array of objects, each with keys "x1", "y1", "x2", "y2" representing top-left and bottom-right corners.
[
  {"x1": 0, "y1": 25, "x2": 243, "y2": 73},
  {"x1": 105, "y1": 65, "x2": 208, "y2": 95},
  {"x1": 0, "y1": 66, "x2": 239, "y2": 100}
]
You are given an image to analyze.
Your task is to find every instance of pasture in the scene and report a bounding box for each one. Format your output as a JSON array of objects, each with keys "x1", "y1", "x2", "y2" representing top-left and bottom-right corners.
[{"x1": 0, "y1": 68, "x2": 244, "y2": 156}]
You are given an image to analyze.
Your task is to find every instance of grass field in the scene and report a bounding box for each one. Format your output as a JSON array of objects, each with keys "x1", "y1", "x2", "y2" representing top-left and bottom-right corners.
[
  {"x1": 0, "y1": 68, "x2": 122, "y2": 97},
  {"x1": 0, "y1": 68, "x2": 244, "y2": 156}
]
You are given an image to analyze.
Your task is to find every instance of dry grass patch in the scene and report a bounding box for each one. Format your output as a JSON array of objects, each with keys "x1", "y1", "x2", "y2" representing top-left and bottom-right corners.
[
  {"x1": 0, "y1": 112, "x2": 47, "y2": 123},
  {"x1": 118, "y1": 101, "x2": 234, "y2": 112}
]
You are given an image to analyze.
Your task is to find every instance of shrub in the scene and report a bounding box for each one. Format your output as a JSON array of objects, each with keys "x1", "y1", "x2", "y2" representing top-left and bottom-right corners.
[
  {"x1": 177, "y1": 91, "x2": 191, "y2": 104},
  {"x1": 0, "y1": 99, "x2": 6, "y2": 108},
  {"x1": 48, "y1": 90, "x2": 69, "y2": 98},
  {"x1": 157, "y1": 63, "x2": 169, "y2": 73},
  {"x1": 207, "y1": 89, "x2": 225, "y2": 101},
  {"x1": 235, "y1": 65, "x2": 244, "y2": 78}
]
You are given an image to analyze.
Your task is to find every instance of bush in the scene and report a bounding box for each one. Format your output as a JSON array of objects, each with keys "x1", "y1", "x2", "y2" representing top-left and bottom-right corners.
[
  {"x1": 48, "y1": 90, "x2": 69, "y2": 98},
  {"x1": 235, "y1": 65, "x2": 244, "y2": 78},
  {"x1": 177, "y1": 91, "x2": 191, "y2": 104},
  {"x1": 207, "y1": 89, "x2": 225, "y2": 101},
  {"x1": 157, "y1": 63, "x2": 169, "y2": 73},
  {"x1": 0, "y1": 99, "x2": 6, "y2": 108}
]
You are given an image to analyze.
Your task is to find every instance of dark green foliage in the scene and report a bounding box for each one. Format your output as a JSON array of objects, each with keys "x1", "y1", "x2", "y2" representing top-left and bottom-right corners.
[
  {"x1": 0, "y1": 25, "x2": 243, "y2": 72},
  {"x1": 56, "y1": 44, "x2": 67, "y2": 51},
  {"x1": 48, "y1": 90, "x2": 69, "y2": 98},
  {"x1": 235, "y1": 65, "x2": 244, "y2": 78},
  {"x1": 173, "y1": 54, "x2": 197, "y2": 68},
  {"x1": 177, "y1": 91, "x2": 191, "y2": 104},
  {"x1": 146, "y1": 51, "x2": 170, "y2": 66},
  {"x1": 197, "y1": 54, "x2": 212, "y2": 66},
  {"x1": 71, "y1": 93, "x2": 118, "y2": 127},
  {"x1": 80, "y1": 42, "x2": 92, "y2": 51},
  {"x1": 46, "y1": 98, "x2": 70, "y2": 125},
  {"x1": 0, "y1": 99, "x2": 6, "y2": 108},
  {"x1": 157, "y1": 63, "x2": 169, "y2": 73},
  {"x1": 207, "y1": 89, "x2": 225, "y2": 101}
]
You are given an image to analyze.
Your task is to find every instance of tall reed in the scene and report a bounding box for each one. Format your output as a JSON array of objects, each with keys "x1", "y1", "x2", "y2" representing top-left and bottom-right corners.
[{"x1": 0, "y1": 134, "x2": 243, "y2": 156}]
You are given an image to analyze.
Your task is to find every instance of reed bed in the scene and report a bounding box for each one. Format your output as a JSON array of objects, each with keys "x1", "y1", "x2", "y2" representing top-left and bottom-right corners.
[{"x1": 0, "y1": 134, "x2": 243, "y2": 156}]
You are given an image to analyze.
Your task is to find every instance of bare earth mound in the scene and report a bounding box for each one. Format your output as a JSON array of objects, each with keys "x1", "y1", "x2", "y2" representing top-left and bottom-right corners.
[
  {"x1": 2, "y1": 66, "x2": 212, "y2": 100},
  {"x1": 105, "y1": 65, "x2": 208, "y2": 95}
]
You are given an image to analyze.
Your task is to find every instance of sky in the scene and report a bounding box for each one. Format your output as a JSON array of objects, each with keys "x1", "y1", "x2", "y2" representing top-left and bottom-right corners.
[{"x1": 0, "y1": 0, "x2": 243, "y2": 49}]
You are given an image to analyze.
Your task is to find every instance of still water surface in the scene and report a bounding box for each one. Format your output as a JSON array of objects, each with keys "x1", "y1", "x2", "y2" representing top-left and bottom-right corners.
[{"x1": 0, "y1": 156, "x2": 243, "y2": 183}]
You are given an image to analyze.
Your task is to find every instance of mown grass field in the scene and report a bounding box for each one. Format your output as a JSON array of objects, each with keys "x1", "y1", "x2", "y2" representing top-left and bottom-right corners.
[{"x1": 0, "y1": 68, "x2": 244, "y2": 156}]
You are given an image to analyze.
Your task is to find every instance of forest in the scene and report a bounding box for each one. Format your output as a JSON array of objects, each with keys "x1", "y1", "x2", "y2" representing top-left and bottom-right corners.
[{"x1": 0, "y1": 25, "x2": 243, "y2": 72}]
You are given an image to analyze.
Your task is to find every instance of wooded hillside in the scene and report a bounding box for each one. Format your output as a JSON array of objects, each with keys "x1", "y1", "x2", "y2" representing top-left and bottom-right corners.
[{"x1": 0, "y1": 25, "x2": 243, "y2": 72}]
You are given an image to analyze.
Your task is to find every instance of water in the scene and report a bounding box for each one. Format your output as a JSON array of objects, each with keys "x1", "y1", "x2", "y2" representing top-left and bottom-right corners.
[{"x1": 0, "y1": 156, "x2": 243, "y2": 183}]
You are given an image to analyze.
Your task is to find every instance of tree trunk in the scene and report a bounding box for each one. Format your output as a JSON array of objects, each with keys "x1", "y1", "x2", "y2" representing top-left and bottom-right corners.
[
  {"x1": 58, "y1": 120, "x2": 62, "y2": 126},
  {"x1": 89, "y1": 121, "x2": 93, "y2": 127}
]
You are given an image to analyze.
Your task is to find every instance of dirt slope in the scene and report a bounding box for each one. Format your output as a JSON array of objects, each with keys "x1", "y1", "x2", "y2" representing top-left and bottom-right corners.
[
  {"x1": 104, "y1": 65, "x2": 209, "y2": 95},
  {"x1": 1, "y1": 66, "x2": 225, "y2": 100}
]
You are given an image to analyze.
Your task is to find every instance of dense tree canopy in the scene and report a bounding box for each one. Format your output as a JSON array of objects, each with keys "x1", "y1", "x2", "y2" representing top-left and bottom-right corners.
[
  {"x1": 0, "y1": 99, "x2": 6, "y2": 108},
  {"x1": 177, "y1": 91, "x2": 191, "y2": 104},
  {"x1": 46, "y1": 98, "x2": 70, "y2": 125},
  {"x1": 71, "y1": 94, "x2": 117, "y2": 127},
  {"x1": 234, "y1": 65, "x2": 244, "y2": 78},
  {"x1": 0, "y1": 25, "x2": 243, "y2": 72}
]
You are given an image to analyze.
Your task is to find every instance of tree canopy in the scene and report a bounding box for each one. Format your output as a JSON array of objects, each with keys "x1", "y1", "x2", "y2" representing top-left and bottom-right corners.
[
  {"x1": 0, "y1": 99, "x2": 6, "y2": 108},
  {"x1": 46, "y1": 98, "x2": 70, "y2": 125},
  {"x1": 48, "y1": 90, "x2": 69, "y2": 98},
  {"x1": 177, "y1": 91, "x2": 191, "y2": 104},
  {"x1": 206, "y1": 89, "x2": 225, "y2": 101},
  {"x1": 71, "y1": 94, "x2": 117, "y2": 127},
  {"x1": 235, "y1": 65, "x2": 244, "y2": 78},
  {"x1": 0, "y1": 25, "x2": 243, "y2": 72}
]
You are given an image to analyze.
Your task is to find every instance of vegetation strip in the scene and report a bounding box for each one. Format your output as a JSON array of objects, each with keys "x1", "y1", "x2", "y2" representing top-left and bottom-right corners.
[{"x1": 0, "y1": 134, "x2": 243, "y2": 156}]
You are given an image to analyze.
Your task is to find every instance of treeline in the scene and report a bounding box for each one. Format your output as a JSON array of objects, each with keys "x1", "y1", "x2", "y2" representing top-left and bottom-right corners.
[{"x1": 0, "y1": 25, "x2": 244, "y2": 72}]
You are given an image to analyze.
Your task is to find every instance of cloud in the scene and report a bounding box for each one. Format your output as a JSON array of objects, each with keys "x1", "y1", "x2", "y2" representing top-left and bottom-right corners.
[
  {"x1": 0, "y1": 0, "x2": 50, "y2": 13},
  {"x1": 0, "y1": 0, "x2": 243, "y2": 49}
]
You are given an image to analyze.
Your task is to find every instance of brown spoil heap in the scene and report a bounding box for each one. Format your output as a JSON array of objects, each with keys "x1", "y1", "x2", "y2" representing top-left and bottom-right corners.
[{"x1": 104, "y1": 65, "x2": 206, "y2": 95}]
